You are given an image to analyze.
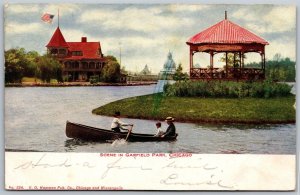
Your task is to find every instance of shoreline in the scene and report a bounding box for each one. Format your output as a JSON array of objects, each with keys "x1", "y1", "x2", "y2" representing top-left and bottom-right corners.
[
  {"x1": 92, "y1": 94, "x2": 296, "y2": 125},
  {"x1": 94, "y1": 113, "x2": 296, "y2": 125},
  {"x1": 5, "y1": 81, "x2": 157, "y2": 87}
]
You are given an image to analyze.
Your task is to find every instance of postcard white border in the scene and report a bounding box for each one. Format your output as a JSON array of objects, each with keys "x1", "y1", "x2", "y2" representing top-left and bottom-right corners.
[
  {"x1": 5, "y1": 152, "x2": 296, "y2": 191},
  {"x1": 2, "y1": 0, "x2": 299, "y2": 194}
]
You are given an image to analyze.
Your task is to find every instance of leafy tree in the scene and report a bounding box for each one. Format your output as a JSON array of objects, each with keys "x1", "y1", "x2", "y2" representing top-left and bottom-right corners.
[
  {"x1": 101, "y1": 56, "x2": 121, "y2": 82},
  {"x1": 105, "y1": 55, "x2": 118, "y2": 62},
  {"x1": 273, "y1": 53, "x2": 282, "y2": 62},
  {"x1": 219, "y1": 53, "x2": 246, "y2": 67},
  {"x1": 173, "y1": 63, "x2": 188, "y2": 81},
  {"x1": 5, "y1": 48, "x2": 28, "y2": 83},
  {"x1": 25, "y1": 51, "x2": 40, "y2": 77},
  {"x1": 244, "y1": 53, "x2": 295, "y2": 82},
  {"x1": 37, "y1": 54, "x2": 62, "y2": 83},
  {"x1": 5, "y1": 48, "x2": 62, "y2": 83}
]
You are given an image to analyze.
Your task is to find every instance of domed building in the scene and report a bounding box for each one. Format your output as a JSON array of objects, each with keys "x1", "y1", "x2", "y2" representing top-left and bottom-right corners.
[
  {"x1": 159, "y1": 52, "x2": 176, "y2": 78},
  {"x1": 140, "y1": 64, "x2": 151, "y2": 75}
]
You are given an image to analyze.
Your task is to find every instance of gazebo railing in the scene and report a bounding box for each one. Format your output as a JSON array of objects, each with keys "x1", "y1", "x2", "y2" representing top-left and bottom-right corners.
[{"x1": 190, "y1": 67, "x2": 264, "y2": 80}]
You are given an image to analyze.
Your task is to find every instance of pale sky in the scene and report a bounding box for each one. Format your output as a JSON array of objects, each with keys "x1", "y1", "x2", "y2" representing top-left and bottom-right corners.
[{"x1": 4, "y1": 4, "x2": 296, "y2": 73}]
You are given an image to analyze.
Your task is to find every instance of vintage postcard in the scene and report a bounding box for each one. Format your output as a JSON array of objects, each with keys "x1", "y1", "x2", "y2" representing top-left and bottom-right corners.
[{"x1": 4, "y1": 3, "x2": 296, "y2": 191}]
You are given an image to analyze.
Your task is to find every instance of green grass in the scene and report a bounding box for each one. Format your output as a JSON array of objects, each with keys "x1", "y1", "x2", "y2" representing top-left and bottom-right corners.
[
  {"x1": 92, "y1": 94, "x2": 295, "y2": 124},
  {"x1": 22, "y1": 77, "x2": 42, "y2": 83},
  {"x1": 50, "y1": 79, "x2": 58, "y2": 84},
  {"x1": 22, "y1": 77, "x2": 58, "y2": 84}
]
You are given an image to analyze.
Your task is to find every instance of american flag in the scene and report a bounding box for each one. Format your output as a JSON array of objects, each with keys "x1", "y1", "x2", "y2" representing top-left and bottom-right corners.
[{"x1": 41, "y1": 13, "x2": 55, "y2": 23}]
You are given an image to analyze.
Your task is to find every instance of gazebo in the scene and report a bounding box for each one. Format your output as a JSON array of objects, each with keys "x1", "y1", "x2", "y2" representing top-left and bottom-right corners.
[{"x1": 186, "y1": 12, "x2": 269, "y2": 80}]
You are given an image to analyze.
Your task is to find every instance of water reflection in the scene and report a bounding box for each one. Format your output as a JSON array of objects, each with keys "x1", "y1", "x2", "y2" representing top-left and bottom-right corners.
[{"x1": 64, "y1": 139, "x2": 89, "y2": 151}]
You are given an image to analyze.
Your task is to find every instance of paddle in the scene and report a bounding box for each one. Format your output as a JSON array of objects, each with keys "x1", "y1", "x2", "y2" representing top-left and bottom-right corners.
[{"x1": 125, "y1": 125, "x2": 133, "y2": 141}]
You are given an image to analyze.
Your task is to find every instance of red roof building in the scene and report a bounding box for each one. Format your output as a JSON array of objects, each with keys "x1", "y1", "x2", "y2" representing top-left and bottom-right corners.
[
  {"x1": 46, "y1": 27, "x2": 105, "y2": 82},
  {"x1": 46, "y1": 27, "x2": 69, "y2": 48},
  {"x1": 187, "y1": 19, "x2": 268, "y2": 45},
  {"x1": 186, "y1": 12, "x2": 269, "y2": 80}
]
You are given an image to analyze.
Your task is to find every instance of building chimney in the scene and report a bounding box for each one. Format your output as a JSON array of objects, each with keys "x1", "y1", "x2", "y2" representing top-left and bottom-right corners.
[{"x1": 81, "y1": 37, "x2": 87, "y2": 42}]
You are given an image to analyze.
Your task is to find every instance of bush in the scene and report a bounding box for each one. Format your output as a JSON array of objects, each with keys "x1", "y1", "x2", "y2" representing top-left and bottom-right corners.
[
  {"x1": 89, "y1": 75, "x2": 100, "y2": 84},
  {"x1": 164, "y1": 80, "x2": 292, "y2": 98},
  {"x1": 101, "y1": 56, "x2": 121, "y2": 83}
]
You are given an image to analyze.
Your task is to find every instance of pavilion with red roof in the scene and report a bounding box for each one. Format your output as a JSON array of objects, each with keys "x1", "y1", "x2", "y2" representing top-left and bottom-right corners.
[
  {"x1": 186, "y1": 12, "x2": 269, "y2": 80},
  {"x1": 46, "y1": 27, "x2": 106, "y2": 81}
]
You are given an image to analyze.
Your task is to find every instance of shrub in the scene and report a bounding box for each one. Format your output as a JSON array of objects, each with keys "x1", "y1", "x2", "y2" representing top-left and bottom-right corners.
[
  {"x1": 163, "y1": 80, "x2": 292, "y2": 98},
  {"x1": 89, "y1": 75, "x2": 100, "y2": 84}
]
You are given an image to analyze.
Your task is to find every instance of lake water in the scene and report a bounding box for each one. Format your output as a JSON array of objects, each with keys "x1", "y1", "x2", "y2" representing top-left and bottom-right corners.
[{"x1": 5, "y1": 84, "x2": 296, "y2": 154}]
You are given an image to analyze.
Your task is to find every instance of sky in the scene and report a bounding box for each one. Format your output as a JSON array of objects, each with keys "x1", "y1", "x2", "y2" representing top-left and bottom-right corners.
[{"x1": 4, "y1": 4, "x2": 296, "y2": 73}]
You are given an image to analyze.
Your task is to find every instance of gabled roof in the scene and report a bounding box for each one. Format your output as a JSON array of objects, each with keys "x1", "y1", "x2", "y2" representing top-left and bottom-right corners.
[
  {"x1": 64, "y1": 42, "x2": 103, "y2": 60},
  {"x1": 46, "y1": 27, "x2": 104, "y2": 60},
  {"x1": 46, "y1": 27, "x2": 69, "y2": 48},
  {"x1": 187, "y1": 19, "x2": 269, "y2": 45}
]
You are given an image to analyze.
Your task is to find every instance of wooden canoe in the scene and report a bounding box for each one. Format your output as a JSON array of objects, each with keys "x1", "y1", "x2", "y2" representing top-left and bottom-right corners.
[{"x1": 65, "y1": 121, "x2": 178, "y2": 142}]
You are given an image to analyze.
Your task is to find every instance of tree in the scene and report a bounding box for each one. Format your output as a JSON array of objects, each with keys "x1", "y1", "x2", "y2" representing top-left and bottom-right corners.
[
  {"x1": 273, "y1": 53, "x2": 282, "y2": 62},
  {"x1": 101, "y1": 56, "x2": 121, "y2": 82},
  {"x1": 173, "y1": 63, "x2": 188, "y2": 81},
  {"x1": 5, "y1": 48, "x2": 28, "y2": 83},
  {"x1": 245, "y1": 54, "x2": 296, "y2": 82},
  {"x1": 5, "y1": 48, "x2": 63, "y2": 83},
  {"x1": 37, "y1": 54, "x2": 62, "y2": 83},
  {"x1": 219, "y1": 53, "x2": 246, "y2": 67},
  {"x1": 25, "y1": 51, "x2": 40, "y2": 77},
  {"x1": 105, "y1": 55, "x2": 118, "y2": 62},
  {"x1": 266, "y1": 55, "x2": 295, "y2": 82}
]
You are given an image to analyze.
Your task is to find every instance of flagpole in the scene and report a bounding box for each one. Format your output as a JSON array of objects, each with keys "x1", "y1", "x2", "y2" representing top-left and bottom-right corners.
[
  {"x1": 58, "y1": 9, "x2": 59, "y2": 27},
  {"x1": 119, "y1": 42, "x2": 122, "y2": 66}
]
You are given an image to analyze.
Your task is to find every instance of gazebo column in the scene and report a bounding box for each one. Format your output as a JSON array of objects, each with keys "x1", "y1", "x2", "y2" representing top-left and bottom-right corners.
[
  {"x1": 261, "y1": 52, "x2": 266, "y2": 77},
  {"x1": 210, "y1": 51, "x2": 214, "y2": 68},
  {"x1": 239, "y1": 52, "x2": 242, "y2": 78},
  {"x1": 263, "y1": 53, "x2": 266, "y2": 73},
  {"x1": 239, "y1": 52, "x2": 242, "y2": 67},
  {"x1": 225, "y1": 52, "x2": 228, "y2": 78},
  {"x1": 233, "y1": 52, "x2": 236, "y2": 67},
  {"x1": 189, "y1": 49, "x2": 194, "y2": 77},
  {"x1": 210, "y1": 51, "x2": 214, "y2": 78},
  {"x1": 241, "y1": 52, "x2": 245, "y2": 79},
  {"x1": 241, "y1": 52, "x2": 244, "y2": 68},
  {"x1": 233, "y1": 52, "x2": 238, "y2": 80},
  {"x1": 260, "y1": 53, "x2": 264, "y2": 70}
]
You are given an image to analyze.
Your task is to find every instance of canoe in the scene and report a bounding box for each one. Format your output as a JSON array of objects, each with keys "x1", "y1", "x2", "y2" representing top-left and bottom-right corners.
[{"x1": 65, "y1": 121, "x2": 178, "y2": 142}]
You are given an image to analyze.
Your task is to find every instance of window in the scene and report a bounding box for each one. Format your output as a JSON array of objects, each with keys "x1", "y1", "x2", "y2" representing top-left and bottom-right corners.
[
  {"x1": 70, "y1": 61, "x2": 80, "y2": 69},
  {"x1": 50, "y1": 49, "x2": 58, "y2": 54},
  {"x1": 64, "y1": 61, "x2": 70, "y2": 68},
  {"x1": 89, "y1": 62, "x2": 95, "y2": 69},
  {"x1": 59, "y1": 49, "x2": 66, "y2": 55},
  {"x1": 82, "y1": 62, "x2": 88, "y2": 69},
  {"x1": 72, "y1": 51, "x2": 83, "y2": 56}
]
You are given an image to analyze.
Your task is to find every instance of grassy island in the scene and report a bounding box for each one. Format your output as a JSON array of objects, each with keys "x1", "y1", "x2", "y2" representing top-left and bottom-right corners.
[{"x1": 92, "y1": 94, "x2": 295, "y2": 124}]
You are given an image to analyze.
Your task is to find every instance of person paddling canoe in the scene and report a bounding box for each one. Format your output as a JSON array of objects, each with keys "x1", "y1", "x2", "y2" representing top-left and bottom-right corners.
[
  {"x1": 111, "y1": 111, "x2": 133, "y2": 133},
  {"x1": 161, "y1": 117, "x2": 176, "y2": 138}
]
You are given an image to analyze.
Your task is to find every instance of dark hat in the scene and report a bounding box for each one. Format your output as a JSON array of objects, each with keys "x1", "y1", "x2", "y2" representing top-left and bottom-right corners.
[{"x1": 165, "y1": 117, "x2": 175, "y2": 122}]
